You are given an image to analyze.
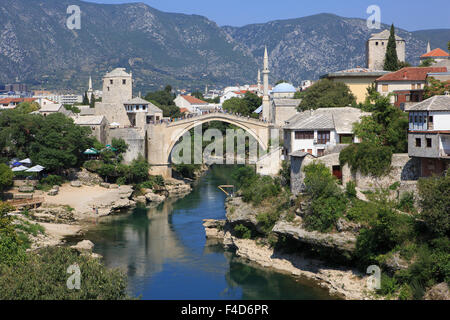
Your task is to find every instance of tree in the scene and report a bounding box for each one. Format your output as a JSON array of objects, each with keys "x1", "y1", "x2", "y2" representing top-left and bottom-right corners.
[
  {"x1": 89, "y1": 93, "x2": 95, "y2": 108},
  {"x1": 159, "y1": 105, "x2": 183, "y2": 118},
  {"x1": 418, "y1": 173, "x2": 450, "y2": 236},
  {"x1": 419, "y1": 58, "x2": 435, "y2": 67},
  {"x1": 191, "y1": 91, "x2": 204, "y2": 100},
  {"x1": 424, "y1": 77, "x2": 450, "y2": 98},
  {"x1": 383, "y1": 24, "x2": 400, "y2": 71},
  {"x1": 448, "y1": 41, "x2": 450, "y2": 52},
  {"x1": 111, "y1": 138, "x2": 128, "y2": 155},
  {"x1": 0, "y1": 164, "x2": 13, "y2": 192},
  {"x1": 16, "y1": 101, "x2": 40, "y2": 114},
  {"x1": 82, "y1": 91, "x2": 89, "y2": 105},
  {"x1": 223, "y1": 97, "x2": 251, "y2": 115},
  {"x1": 30, "y1": 113, "x2": 94, "y2": 172},
  {"x1": 297, "y1": 79, "x2": 356, "y2": 111},
  {"x1": 145, "y1": 89, "x2": 175, "y2": 106},
  {"x1": 128, "y1": 155, "x2": 149, "y2": 184}
]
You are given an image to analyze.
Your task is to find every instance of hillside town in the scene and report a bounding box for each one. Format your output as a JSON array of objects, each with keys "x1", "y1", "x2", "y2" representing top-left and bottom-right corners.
[{"x1": 0, "y1": 15, "x2": 449, "y2": 303}]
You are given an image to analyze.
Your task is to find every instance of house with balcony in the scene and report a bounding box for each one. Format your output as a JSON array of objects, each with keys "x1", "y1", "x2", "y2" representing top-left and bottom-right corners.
[
  {"x1": 283, "y1": 107, "x2": 370, "y2": 158},
  {"x1": 123, "y1": 97, "x2": 163, "y2": 127},
  {"x1": 406, "y1": 95, "x2": 450, "y2": 177}
]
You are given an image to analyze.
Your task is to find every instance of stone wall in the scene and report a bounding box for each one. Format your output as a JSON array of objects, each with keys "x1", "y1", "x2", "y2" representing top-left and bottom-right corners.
[
  {"x1": 256, "y1": 147, "x2": 282, "y2": 176},
  {"x1": 108, "y1": 127, "x2": 146, "y2": 164}
]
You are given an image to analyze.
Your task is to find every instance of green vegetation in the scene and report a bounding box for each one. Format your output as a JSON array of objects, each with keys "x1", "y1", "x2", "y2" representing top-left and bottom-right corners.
[
  {"x1": 172, "y1": 164, "x2": 201, "y2": 179},
  {"x1": 234, "y1": 224, "x2": 252, "y2": 239},
  {"x1": 424, "y1": 77, "x2": 450, "y2": 99},
  {"x1": 383, "y1": 24, "x2": 400, "y2": 71},
  {"x1": 0, "y1": 164, "x2": 13, "y2": 192},
  {"x1": 302, "y1": 163, "x2": 347, "y2": 232},
  {"x1": 419, "y1": 58, "x2": 436, "y2": 67},
  {"x1": 0, "y1": 202, "x2": 130, "y2": 299},
  {"x1": 222, "y1": 92, "x2": 262, "y2": 117},
  {"x1": 82, "y1": 92, "x2": 89, "y2": 105},
  {"x1": 340, "y1": 94, "x2": 408, "y2": 177},
  {"x1": 0, "y1": 110, "x2": 94, "y2": 173},
  {"x1": 296, "y1": 79, "x2": 356, "y2": 111},
  {"x1": 16, "y1": 101, "x2": 40, "y2": 114}
]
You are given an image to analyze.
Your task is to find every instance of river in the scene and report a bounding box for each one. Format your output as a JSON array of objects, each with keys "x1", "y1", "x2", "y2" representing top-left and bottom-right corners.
[{"x1": 83, "y1": 166, "x2": 333, "y2": 300}]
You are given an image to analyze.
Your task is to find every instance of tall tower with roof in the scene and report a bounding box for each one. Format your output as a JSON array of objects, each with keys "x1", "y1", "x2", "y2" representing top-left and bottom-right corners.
[
  {"x1": 102, "y1": 68, "x2": 133, "y2": 104},
  {"x1": 262, "y1": 46, "x2": 271, "y2": 121}
]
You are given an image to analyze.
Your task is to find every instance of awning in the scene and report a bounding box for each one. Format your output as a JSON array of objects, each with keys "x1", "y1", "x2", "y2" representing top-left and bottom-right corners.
[
  {"x1": 25, "y1": 165, "x2": 45, "y2": 173},
  {"x1": 12, "y1": 165, "x2": 28, "y2": 172},
  {"x1": 254, "y1": 105, "x2": 263, "y2": 114},
  {"x1": 84, "y1": 148, "x2": 99, "y2": 155},
  {"x1": 110, "y1": 122, "x2": 120, "y2": 127},
  {"x1": 19, "y1": 158, "x2": 32, "y2": 164}
]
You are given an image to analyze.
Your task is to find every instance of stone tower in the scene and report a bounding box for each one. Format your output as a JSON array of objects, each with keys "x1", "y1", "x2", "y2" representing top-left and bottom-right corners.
[
  {"x1": 366, "y1": 30, "x2": 406, "y2": 70},
  {"x1": 102, "y1": 68, "x2": 133, "y2": 104},
  {"x1": 262, "y1": 46, "x2": 271, "y2": 121}
]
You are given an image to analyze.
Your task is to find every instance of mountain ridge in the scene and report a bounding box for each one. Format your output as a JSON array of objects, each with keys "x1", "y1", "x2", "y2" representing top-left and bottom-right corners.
[{"x1": 0, "y1": 1, "x2": 448, "y2": 92}]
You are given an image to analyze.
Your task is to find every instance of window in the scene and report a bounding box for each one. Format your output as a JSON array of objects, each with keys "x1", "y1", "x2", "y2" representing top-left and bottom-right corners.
[
  {"x1": 122, "y1": 79, "x2": 126, "y2": 85},
  {"x1": 295, "y1": 131, "x2": 314, "y2": 140},
  {"x1": 428, "y1": 116, "x2": 433, "y2": 123},
  {"x1": 416, "y1": 138, "x2": 421, "y2": 147},
  {"x1": 110, "y1": 79, "x2": 113, "y2": 85},
  {"x1": 382, "y1": 84, "x2": 388, "y2": 92},
  {"x1": 317, "y1": 149, "x2": 325, "y2": 157},
  {"x1": 426, "y1": 138, "x2": 432, "y2": 148},
  {"x1": 375, "y1": 42, "x2": 379, "y2": 46},
  {"x1": 411, "y1": 84, "x2": 416, "y2": 90},
  {"x1": 317, "y1": 131, "x2": 331, "y2": 144}
]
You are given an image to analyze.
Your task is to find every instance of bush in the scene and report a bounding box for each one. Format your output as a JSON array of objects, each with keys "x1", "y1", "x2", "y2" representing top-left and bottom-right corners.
[
  {"x1": 0, "y1": 163, "x2": 13, "y2": 192},
  {"x1": 234, "y1": 224, "x2": 252, "y2": 239},
  {"x1": 241, "y1": 175, "x2": 282, "y2": 204},
  {"x1": 0, "y1": 247, "x2": 130, "y2": 300},
  {"x1": 256, "y1": 211, "x2": 281, "y2": 235},
  {"x1": 303, "y1": 163, "x2": 340, "y2": 199},
  {"x1": 173, "y1": 164, "x2": 200, "y2": 179},
  {"x1": 345, "y1": 181, "x2": 357, "y2": 199},
  {"x1": 40, "y1": 175, "x2": 64, "y2": 186},
  {"x1": 397, "y1": 192, "x2": 415, "y2": 213},
  {"x1": 304, "y1": 196, "x2": 347, "y2": 232},
  {"x1": 417, "y1": 174, "x2": 450, "y2": 236},
  {"x1": 83, "y1": 160, "x2": 103, "y2": 173},
  {"x1": 340, "y1": 143, "x2": 392, "y2": 177}
]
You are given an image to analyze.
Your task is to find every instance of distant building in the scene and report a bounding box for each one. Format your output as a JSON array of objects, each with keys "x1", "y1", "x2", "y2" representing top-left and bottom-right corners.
[
  {"x1": 73, "y1": 115, "x2": 109, "y2": 145},
  {"x1": 0, "y1": 97, "x2": 36, "y2": 109},
  {"x1": 375, "y1": 67, "x2": 448, "y2": 105},
  {"x1": 37, "y1": 103, "x2": 72, "y2": 117},
  {"x1": 5, "y1": 83, "x2": 28, "y2": 93},
  {"x1": 420, "y1": 48, "x2": 450, "y2": 65},
  {"x1": 321, "y1": 68, "x2": 389, "y2": 103},
  {"x1": 174, "y1": 95, "x2": 208, "y2": 113},
  {"x1": 366, "y1": 30, "x2": 405, "y2": 70},
  {"x1": 124, "y1": 97, "x2": 163, "y2": 127},
  {"x1": 60, "y1": 94, "x2": 83, "y2": 105},
  {"x1": 406, "y1": 95, "x2": 450, "y2": 177},
  {"x1": 283, "y1": 107, "x2": 369, "y2": 158}
]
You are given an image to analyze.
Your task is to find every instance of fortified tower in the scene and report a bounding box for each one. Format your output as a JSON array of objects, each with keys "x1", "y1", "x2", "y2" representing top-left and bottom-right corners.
[
  {"x1": 366, "y1": 30, "x2": 405, "y2": 70},
  {"x1": 102, "y1": 68, "x2": 133, "y2": 104}
]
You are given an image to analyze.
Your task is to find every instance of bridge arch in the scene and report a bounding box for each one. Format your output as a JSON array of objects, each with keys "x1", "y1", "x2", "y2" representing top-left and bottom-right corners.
[{"x1": 147, "y1": 112, "x2": 272, "y2": 177}]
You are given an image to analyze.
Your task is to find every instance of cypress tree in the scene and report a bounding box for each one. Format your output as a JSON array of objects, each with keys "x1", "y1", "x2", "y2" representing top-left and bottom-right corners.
[
  {"x1": 82, "y1": 91, "x2": 89, "y2": 105},
  {"x1": 383, "y1": 24, "x2": 400, "y2": 71},
  {"x1": 90, "y1": 93, "x2": 95, "y2": 108}
]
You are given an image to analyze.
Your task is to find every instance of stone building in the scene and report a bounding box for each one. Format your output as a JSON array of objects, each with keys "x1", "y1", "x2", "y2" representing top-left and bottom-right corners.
[
  {"x1": 73, "y1": 115, "x2": 109, "y2": 145},
  {"x1": 124, "y1": 97, "x2": 163, "y2": 127},
  {"x1": 366, "y1": 30, "x2": 405, "y2": 70}
]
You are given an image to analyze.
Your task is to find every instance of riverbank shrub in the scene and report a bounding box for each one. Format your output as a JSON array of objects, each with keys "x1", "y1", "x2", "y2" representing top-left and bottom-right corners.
[
  {"x1": 256, "y1": 210, "x2": 281, "y2": 235},
  {"x1": 0, "y1": 247, "x2": 130, "y2": 300},
  {"x1": 234, "y1": 224, "x2": 252, "y2": 239},
  {"x1": 173, "y1": 164, "x2": 201, "y2": 179}
]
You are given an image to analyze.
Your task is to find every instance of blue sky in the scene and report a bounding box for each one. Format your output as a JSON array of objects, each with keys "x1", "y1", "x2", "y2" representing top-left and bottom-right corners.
[{"x1": 87, "y1": 0, "x2": 450, "y2": 31}]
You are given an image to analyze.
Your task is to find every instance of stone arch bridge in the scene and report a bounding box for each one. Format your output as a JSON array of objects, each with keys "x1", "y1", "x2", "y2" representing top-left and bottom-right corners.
[{"x1": 146, "y1": 112, "x2": 274, "y2": 177}]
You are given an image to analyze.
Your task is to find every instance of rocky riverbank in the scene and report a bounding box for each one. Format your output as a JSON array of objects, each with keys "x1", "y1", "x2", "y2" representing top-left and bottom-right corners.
[
  {"x1": 21, "y1": 172, "x2": 195, "y2": 250},
  {"x1": 203, "y1": 196, "x2": 376, "y2": 300}
]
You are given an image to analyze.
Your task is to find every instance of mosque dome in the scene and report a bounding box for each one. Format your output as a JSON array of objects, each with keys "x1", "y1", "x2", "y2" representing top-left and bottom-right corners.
[{"x1": 272, "y1": 82, "x2": 296, "y2": 93}]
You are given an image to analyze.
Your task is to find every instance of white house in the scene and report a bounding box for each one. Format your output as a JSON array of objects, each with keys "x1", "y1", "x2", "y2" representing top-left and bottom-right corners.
[
  {"x1": 174, "y1": 95, "x2": 208, "y2": 113},
  {"x1": 283, "y1": 107, "x2": 369, "y2": 158},
  {"x1": 406, "y1": 94, "x2": 450, "y2": 177}
]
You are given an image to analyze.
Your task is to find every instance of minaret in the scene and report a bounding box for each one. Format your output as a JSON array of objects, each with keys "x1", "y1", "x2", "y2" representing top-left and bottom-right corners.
[
  {"x1": 257, "y1": 69, "x2": 261, "y2": 94},
  {"x1": 427, "y1": 41, "x2": 431, "y2": 53},
  {"x1": 262, "y1": 46, "x2": 271, "y2": 122},
  {"x1": 87, "y1": 76, "x2": 94, "y2": 102}
]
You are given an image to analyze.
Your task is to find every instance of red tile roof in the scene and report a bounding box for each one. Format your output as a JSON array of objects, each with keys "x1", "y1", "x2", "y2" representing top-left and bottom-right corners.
[
  {"x1": 233, "y1": 90, "x2": 249, "y2": 95},
  {"x1": 376, "y1": 67, "x2": 448, "y2": 82},
  {"x1": 0, "y1": 98, "x2": 36, "y2": 104},
  {"x1": 182, "y1": 95, "x2": 207, "y2": 105},
  {"x1": 421, "y1": 48, "x2": 450, "y2": 58},
  {"x1": 180, "y1": 108, "x2": 189, "y2": 113}
]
